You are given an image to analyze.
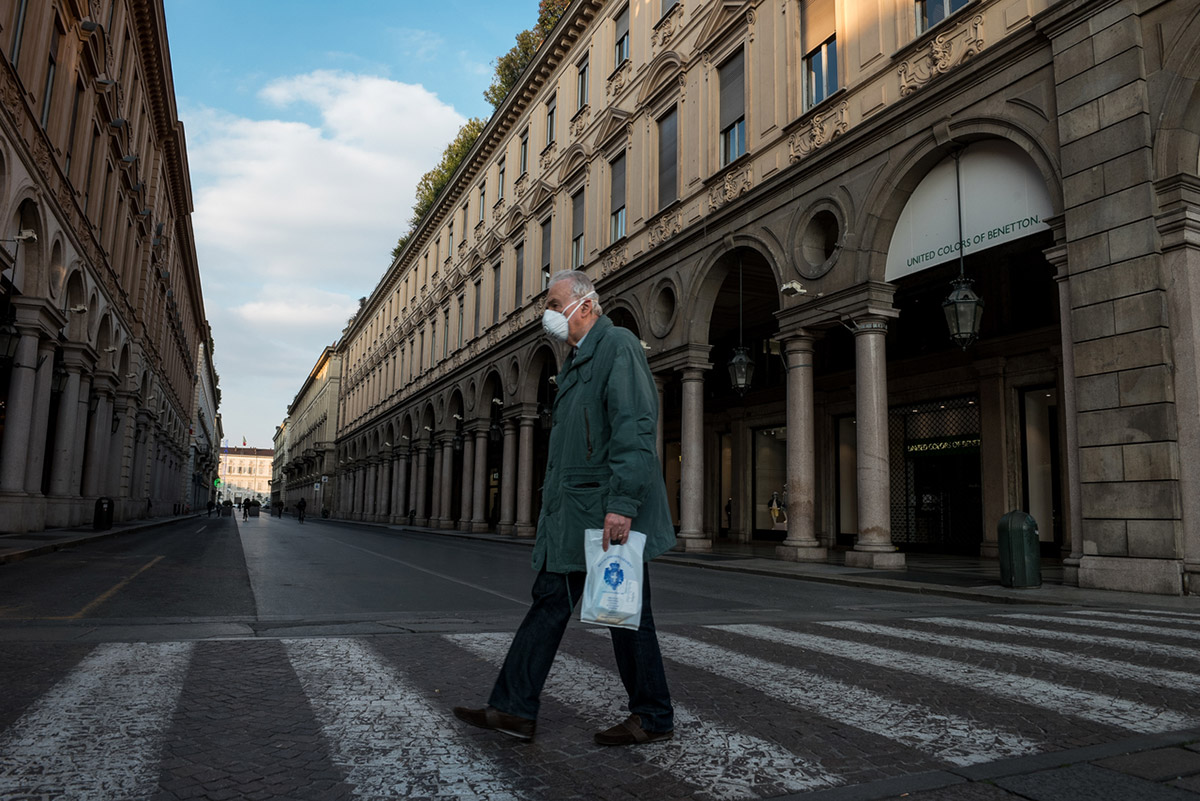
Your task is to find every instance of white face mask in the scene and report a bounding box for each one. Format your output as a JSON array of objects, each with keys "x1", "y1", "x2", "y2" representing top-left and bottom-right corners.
[{"x1": 542, "y1": 292, "x2": 594, "y2": 342}]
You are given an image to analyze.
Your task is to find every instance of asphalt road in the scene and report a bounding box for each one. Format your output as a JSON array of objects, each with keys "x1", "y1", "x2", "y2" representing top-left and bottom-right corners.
[
  {"x1": 0, "y1": 511, "x2": 997, "y2": 641},
  {"x1": 2, "y1": 514, "x2": 1199, "y2": 800}
]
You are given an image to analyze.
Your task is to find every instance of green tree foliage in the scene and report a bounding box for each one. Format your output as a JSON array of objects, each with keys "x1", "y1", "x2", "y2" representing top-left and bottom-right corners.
[{"x1": 484, "y1": 0, "x2": 571, "y2": 110}]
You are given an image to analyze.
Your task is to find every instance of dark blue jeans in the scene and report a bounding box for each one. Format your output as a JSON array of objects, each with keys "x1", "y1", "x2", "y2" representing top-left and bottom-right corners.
[{"x1": 488, "y1": 563, "x2": 674, "y2": 732}]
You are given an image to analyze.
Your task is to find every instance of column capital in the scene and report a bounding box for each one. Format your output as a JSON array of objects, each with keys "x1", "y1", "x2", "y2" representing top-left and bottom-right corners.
[{"x1": 11, "y1": 296, "x2": 67, "y2": 338}]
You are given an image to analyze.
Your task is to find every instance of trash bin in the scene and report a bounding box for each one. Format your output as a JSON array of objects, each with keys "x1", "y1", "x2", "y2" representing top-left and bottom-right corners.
[
  {"x1": 93, "y1": 497, "x2": 114, "y2": 531},
  {"x1": 997, "y1": 510, "x2": 1041, "y2": 588}
]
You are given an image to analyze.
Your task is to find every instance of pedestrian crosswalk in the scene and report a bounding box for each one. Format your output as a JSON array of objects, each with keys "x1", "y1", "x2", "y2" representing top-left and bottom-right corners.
[{"x1": 1, "y1": 607, "x2": 1198, "y2": 800}]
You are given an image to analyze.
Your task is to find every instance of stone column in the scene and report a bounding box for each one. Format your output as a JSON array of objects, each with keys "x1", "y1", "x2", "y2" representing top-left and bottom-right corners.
[
  {"x1": 678, "y1": 367, "x2": 710, "y2": 552},
  {"x1": 366, "y1": 460, "x2": 379, "y2": 520},
  {"x1": 48, "y1": 358, "x2": 83, "y2": 499},
  {"x1": 430, "y1": 443, "x2": 444, "y2": 525},
  {"x1": 515, "y1": 416, "x2": 536, "y2": 537},
  {"x1": 845, "y1": 319, "x2": 904, "y2": 569},
  {"x1": 415, "y1": 444, "x2": 429, "y2": 524},
  {"x1": 393, "y1": 452, "x2": 408, "y2": 523},
  {"x1": 22, "y1": 339, "x2": 58, "y2": 495},
  {"x1": 499, "y1": 419, "x2": 517, "y2": 534},
  {"x1": 1049, "y1": 244, "x2": 1084, "y2": 586},
  {"x1": 82, "y1": 384, "x2": 114, "y2": 498},
  {"x1": 777, "y1": 336, "x2": 826, "y2": 561},
  {"x1": 460, "y1": 433, "x2": 475, "y2": 527},
  {"x1": 106, "y1": 393, "x2": 135, "y2": 500},
  {"x1": 379, "y1": 457, "x2": 393, "y2": 519},
  {"x1": 0, "y1": 329, "x2": 40, "y2": 493},
  {"x1": 472, "y1": 429, "x2": 489, "y2": 532},
  {"x1": 440, "y1": 439, "x2": 456, "y2": 528},
  {"x1": 976, "y1": 358, "x2": 1010, "y2": 559},
  {"x1": 70, "y1": 375, "x2": 94, "y2": 503}
]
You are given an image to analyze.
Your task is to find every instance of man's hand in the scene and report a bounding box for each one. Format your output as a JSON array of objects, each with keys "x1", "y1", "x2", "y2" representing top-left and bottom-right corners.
[{"x1": 602, "y1": 512, "x2": 632, "y2": 551}]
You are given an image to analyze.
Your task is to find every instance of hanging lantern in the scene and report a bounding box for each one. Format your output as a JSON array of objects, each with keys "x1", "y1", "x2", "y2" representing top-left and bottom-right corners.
[
  {"x1": 0, "y1": 322, "x2": 18, "y2": 361},
  {"x1": 489, "y1": 420, "x2": 503, "y2": 443},
  {"x1": 943, "y1": 276, "x2": 984, "y2": 350},
  {"x1": 727, "y1": 346, "x2": 755, "y2": 396},
  {"x1": 452, "y1": 430, "x2": 464, "y2": 452}
]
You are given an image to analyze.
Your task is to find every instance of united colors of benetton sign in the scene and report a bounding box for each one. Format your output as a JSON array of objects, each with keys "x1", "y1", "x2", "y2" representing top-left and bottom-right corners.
[{"x1": 885, "y1": 140, "x2": 1053, "y2": 281}]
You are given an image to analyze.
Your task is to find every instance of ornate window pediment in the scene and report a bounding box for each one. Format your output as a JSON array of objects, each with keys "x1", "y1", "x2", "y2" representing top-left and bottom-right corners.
[
  {"x1": 527, "y1": 179, "x2": 557, "y2": 213},
  {"x1": 695, "y1": 0, "x2": 752, "y2": 52},
  {"x1": 593, "y1": 107, "x2": 633, "y2": 151},
  {"x1": 637, "y1": 52, "x2": 686, "y2": 105},
  {"x1": 557, "y1": 143, "x2": 591, "y2": 186},
  {"x1": 503, "y1": 207, "x2": 526, "y2": 238}
]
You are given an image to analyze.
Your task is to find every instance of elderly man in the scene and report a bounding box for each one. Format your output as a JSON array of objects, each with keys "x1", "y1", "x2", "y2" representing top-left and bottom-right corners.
[{"x1": 454, "y1": 270, "x2": 676, "y2": 746}]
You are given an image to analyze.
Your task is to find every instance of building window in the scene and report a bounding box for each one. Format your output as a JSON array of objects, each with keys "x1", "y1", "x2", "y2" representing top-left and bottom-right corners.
[
  {"x1": 657, "y1": 106, "x2": 678, "y2": 210},
  {"x1": 661, "y1": 0, "x2": 678, "y2": 18},
  {"x1": 497, "y1": 158, "x2": 506, "y2": 202},
  {"x1": 443, "y1": 308, "x2": 450, "y2": 358},
  {"x1": 448, "y1": 220, "x2": 454, "y2": 253},
  {"x1": 546, "y1": 93, "x2": 557, "y2": 146},
  {"x1": 457, "y1": 295, "x2": 465, "y2": 346},
  {"x1": 540, "y1": 218, "x2": 553, "y2": 290},
  {"x1": 9, "y1": 0, "x2": 29, "y2": 69},
  {"x1": 917, "y1": 0, "x2": 969, "y2": 33},
  {"x1": 478, "y1": 181, "x2": 487, "y2": 220},
  {"x1": 577, "y1": 55, "x2": 589, "y2": 110},
  {"x1": 610, "y1": 152, "x2": 626, "y2": 243},
  {"x1": 719, "y1": 49, "x2": 746, "y2": 167},
  {"x1": 462, "y1": 202, "x2": 469, "y2": 235},
  {"x1": 474, "y1": 279, "x2": 482, "y2": 337},
  {"x1": 571, "y1": 189, "x2": 585, "y2": 269},
  {"x1": 492, "y1": 263, "x2": 502, "y2": 324},
  {"x1": 66, "y1": 79, "x2": 84, "y2": 176},
  {"x1": 431, "y1": 319, "x2": 438, "y2": 364},
  {"x1": 802, "y1": 0, "x2": 838, "y2": 109},
  {"x1": 514, "y1": 241, "x2": 525, "y2": 304},
  {"x1": 41, "y1": 26, "x2": 62, "y2": 129},
  {"x1": 519, "y1": 128, "x2": 529, "y2": 175},
  {"x1": 613, "y1": 6, "x2": 630, "y2": 69}
]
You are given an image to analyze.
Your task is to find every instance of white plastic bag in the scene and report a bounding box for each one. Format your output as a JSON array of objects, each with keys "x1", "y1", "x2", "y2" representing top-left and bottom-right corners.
[{"x1": 580, "y1": 528, "x2": 646, "y2": 630}]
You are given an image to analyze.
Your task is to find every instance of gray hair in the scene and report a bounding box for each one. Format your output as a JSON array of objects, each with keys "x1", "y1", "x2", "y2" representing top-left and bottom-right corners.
[{"x1": 547, "y1": 270, "x2": 604, "y2": 314}]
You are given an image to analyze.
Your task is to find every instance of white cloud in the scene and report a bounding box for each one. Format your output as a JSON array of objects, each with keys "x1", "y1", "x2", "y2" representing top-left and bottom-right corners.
[{"x1": 184, "y1": 70, "x2": 466, "y2": 446}]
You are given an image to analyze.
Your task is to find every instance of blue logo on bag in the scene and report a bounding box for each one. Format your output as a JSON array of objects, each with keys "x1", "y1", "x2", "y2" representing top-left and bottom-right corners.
[{"x1": 603, "y1": 561, "x2": 624, "y2": 589}]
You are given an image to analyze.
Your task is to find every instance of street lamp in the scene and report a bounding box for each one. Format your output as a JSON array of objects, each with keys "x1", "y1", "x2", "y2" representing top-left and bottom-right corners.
[
  {"x1": 943, "y1": 149, "x2": 984, "y2": 350},
  {"x1": 727, "y1": 252, "x2": 755, "y2": 395}
]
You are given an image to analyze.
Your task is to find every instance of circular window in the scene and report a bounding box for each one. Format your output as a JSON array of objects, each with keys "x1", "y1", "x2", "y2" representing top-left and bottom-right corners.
[
  {"x1": 649, "y1": 282, "x2": 677, "y2": 339},
  {"x1": 792, "y1": 204, "x2": 844, "y2": 279}
]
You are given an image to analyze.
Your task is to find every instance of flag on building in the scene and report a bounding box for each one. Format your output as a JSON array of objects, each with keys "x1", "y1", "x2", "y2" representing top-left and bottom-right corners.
[{"x1": 242, "y1": 436, "x2": 247, "y2": 446}]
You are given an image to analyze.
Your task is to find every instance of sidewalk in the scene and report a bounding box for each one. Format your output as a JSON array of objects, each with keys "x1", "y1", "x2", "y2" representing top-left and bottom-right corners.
[{"x1": 9, "y1": 511, "x2": 1197, "y2": 611}]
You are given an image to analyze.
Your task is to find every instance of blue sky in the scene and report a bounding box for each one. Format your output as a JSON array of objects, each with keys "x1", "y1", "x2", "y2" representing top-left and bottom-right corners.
[{"x1": 162, "y1": 1, "x2": 532, "y2": 449}]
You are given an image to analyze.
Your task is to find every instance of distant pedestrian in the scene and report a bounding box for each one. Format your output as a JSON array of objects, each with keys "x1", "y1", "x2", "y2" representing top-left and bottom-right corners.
[
  {"x1": 296, "y1": 496, "x2": 307, "y2": 524},
  {"x1": 207, "y1": 500, "x2": 215, "y2": 517},
  {"x1": 454, "y1": 271, "x2": 675, "y2": 746},
  {"x1": 242, "y1": 502, "x2": 249, "y2": 521}
]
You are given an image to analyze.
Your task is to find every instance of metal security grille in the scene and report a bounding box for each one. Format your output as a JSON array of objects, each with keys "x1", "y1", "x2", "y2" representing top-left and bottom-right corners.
[{"x1": 889, "y1": 396, "x2": 982, "y2": 550}]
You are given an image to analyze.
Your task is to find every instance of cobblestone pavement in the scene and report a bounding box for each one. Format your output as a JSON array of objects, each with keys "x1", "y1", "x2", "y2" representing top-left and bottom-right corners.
[{"x1": 1, "y1": 607, "x2": 1199, "y2": 799}]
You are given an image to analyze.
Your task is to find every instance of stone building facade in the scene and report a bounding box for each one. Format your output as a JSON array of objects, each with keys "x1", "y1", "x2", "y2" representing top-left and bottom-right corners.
[
  {"x1": 188, "y1": 337, "x2": 221, "y2": 511},
  {"x1": 217, "y1": 447, "x2": 272, "y2": 505},
  {"x1": 332, "y1": 0, "x2": 1200, "y2": 595},
  {"x1": 1, "y1": 0, "x2": 212, "y2": 530},
  {"x1": 278, "y1": 346, "x2": 340, "y2": 516}
]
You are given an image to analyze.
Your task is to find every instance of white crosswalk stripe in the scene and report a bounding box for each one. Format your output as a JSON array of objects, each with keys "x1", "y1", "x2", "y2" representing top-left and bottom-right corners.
[
  {"x1": 448, "y1": 631, "x2": 838, "y2": 799},
  {"x1": 919, "y1": 616, "x2": 1200, "y2": 663},
  {"x1": 0, "y1": 642, "x2": 193, "y2": 801},
  {"x1": 999, "y1": 612, "x2": 1200, "y2": 642},
  {"x1": 714, "y1": 624, "x2": 1199, "y2": 734},
  {"x1": 1062, "y1": 609, "x2": 1200, "y2": 629},
  {"x1": 652, "y1": 630, "x2": 1042, "y2": 766},
  {"x1": 818, "y1": 620, "x2": 1200, "y2": 694},
  {"x1": 1132, "y1": 609, "x2": 1200, "y2": 620},
  {"x1": 284, "y1": 638, "x2": 522, "y2": 801}
]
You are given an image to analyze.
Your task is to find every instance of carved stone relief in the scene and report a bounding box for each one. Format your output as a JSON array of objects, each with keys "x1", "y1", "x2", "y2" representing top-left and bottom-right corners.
[
  {"x1": 648, "y1": 209, "x2": 684, "y2": 248},
  {"x1": 788, "y1": 101, "x2": 849, "y2": 163},
  {"x1": 899, "y1": 15, "x2": 986, "y2": 97},
  {"x1": 707, "y1": 165, "x2": 753, "y2": 212}
]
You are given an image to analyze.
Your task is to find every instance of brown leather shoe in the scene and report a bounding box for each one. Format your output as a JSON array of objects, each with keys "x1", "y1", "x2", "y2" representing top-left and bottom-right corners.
[
  {"x1": 453, "y1": 706, "x2": 536, "y2": 741},
  {"x1": 593, "y1": 714, "x2": 673, "y2": 746}
]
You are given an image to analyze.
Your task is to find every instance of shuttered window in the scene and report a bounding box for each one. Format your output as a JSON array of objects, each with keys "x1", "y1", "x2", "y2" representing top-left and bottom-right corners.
[
  {"x1": 802, "y1": 0, "x2": 838, "y2": 109},
  {"x1": 658, "y1": 106, "x2": 678, "y2": 210},
  {"x1": 571, "y1": 190, "x2": 585, "y2": 269},
  {"x1": 614, "y1": 6, "x2": 630, "y2": 68},
  {"x1": 610, "y1": 153, "x2": 626, "y2": 242},
  {"x1": 719, "y1": 49, "x2": 746, "y2": 166}
]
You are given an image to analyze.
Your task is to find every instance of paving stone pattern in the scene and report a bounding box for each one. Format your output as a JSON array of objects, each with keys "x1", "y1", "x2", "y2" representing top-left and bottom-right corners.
[{"x1": 1, "y1": 608, "x2": 1199, "y2": 800}]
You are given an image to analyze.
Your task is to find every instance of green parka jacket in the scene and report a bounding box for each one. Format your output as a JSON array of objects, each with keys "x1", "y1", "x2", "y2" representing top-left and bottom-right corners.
[{"x1": 532, "y1": 315, "x2": 676, "y2": 573}]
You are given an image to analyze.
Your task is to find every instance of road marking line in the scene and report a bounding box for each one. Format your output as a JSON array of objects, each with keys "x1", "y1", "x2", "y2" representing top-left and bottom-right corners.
[
  {"x1": 1062, "y1": 609, "x2": 1200, "y2": 628},
  {"x1": 451, "y1": 631, "x2": 838, "y2": 799},
  {"x1": 0, "y1": 642, "x2": 193, "y2": 801},
  {"x1": 195, "y1": 525, "x2": 207, "y2": 533},
  {"x1": 920, "y1": 617, "x2": 1200, "y2": 663},
  {"x1": 49, "y1": 554, "x2": 165, "y2": 620},
  {"x1": 999, "y1": 613, "x2": 1200, "y2": 642},
  {"x1": 284, "y1": 638, "x2": 521, "y2": 801},
  {"x1": 820, "y1": 620, "x2": 1200, "y2": 695},
  {"x1": 1131, "y1": 608, "x2": 1200, "y2": 620},
  {"x1": 326, "y1": 537, "x2": 528, "y2": 606},
  {"x1": 715, "y1": 624, "x2": 1198, "y2": 734},
  {"x1": 652, "y1": 630, "x2": 1040, "y2": 767}
]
